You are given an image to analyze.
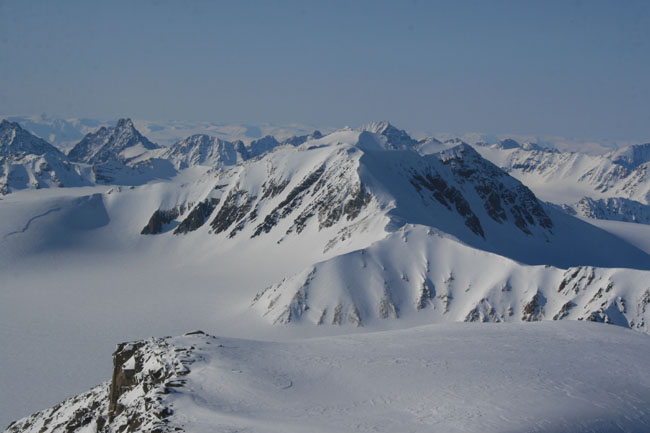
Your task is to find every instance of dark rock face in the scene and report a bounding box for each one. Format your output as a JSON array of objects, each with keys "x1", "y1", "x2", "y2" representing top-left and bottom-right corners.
[
  {"x1": 411, "y1": 171, "x2": 485, "y2": 238},
  {"x1": 108, "y1": 342, "x2": 146, "y2": 419},
  {"x1": 522, "y1": 292, "x2": 546, "y2": 321},
  {"x1": 553, "y1": 301, "x2": 576, "y2": 320},
  {"x1": 5, "y1": 334, "x2": 201, "y2": 433},
  {"x1": 260, "y1": 178, "x2": 290, "y2": 201},
  {"x1": 210, "y1": 189, "x2": 255, "y2": 236},
  {"x1": 252, "y1": 166, "x2": 326, "y2": 237},
  {"x1": 440, "y1": 145, "x2": 553, "y2": 235},
  {"x1": 174, "y1": 198, "x2": 219, "y2": 234},
  {"x1": 0, "y1": 120, "x2": 65, "y2": 158},
  {"x1": 141, "y1": 206, "x2": 183, "y2": 235}
]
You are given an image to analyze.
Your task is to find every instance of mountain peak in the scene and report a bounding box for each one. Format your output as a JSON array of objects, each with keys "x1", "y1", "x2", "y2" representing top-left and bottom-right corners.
[
  {"x1": 362, "y1": 120, "x2": 393, "y2": 134},
  {"x1": 0, "y1": 119, "x2": 63, "y2": 158},
  {"x1": 68, "y1": 118, "x2": 159, "y2": 165},
  {"x1": 361, "y1": 120, "x2": 417, "y2": 150},
  {"x1": 115, "y1": 118, "x2": 135, "y2": 130},
  {"x1": 0, "y1": 118, "x2": 16, "y2": 129}
]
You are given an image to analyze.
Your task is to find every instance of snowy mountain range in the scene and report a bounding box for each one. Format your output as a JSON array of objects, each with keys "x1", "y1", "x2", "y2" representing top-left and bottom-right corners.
[
  {"x1": 469, "y1": 138, "x2": 650, "y2": 205},
  {"x1": 2, "y1": 118, "x2": 650, "y2": 431}
]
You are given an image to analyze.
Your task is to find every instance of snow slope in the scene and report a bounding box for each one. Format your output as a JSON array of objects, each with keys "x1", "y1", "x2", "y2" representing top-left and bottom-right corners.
[
  {"x1": 255, "y1": 224, "x2": 650, "y2": 331},
  {"x1": 6, "y1": 322, "x2": 650, "y2": 433},
  {"x1": 3, "y1": 122, "x2": 650, "y2": 429}
]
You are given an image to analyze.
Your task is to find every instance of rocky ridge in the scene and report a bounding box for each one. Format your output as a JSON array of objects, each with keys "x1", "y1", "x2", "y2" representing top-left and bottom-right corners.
[{"x1": 5, "y1": 331, "x2": 208, "y2": 433}]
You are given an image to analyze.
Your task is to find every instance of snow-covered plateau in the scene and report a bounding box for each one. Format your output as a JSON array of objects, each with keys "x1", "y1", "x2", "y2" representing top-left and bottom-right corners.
[
  {"x1": 6, "y1": 324, "x2": 650, "y2": 433},
  {"x1": 2, "y1": 118, "x2": 650, "y2": 432}
]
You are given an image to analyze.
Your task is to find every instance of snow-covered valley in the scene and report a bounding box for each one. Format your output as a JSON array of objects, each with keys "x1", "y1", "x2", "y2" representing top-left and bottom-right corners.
[{"x1": 2, "y1": 118, "x2": 650, "y2": 431}]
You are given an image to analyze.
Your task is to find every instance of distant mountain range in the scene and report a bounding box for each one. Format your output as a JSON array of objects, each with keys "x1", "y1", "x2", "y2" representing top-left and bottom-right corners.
[{"x1": 3, "y1": 115, "x2": 650, "y2": 432}]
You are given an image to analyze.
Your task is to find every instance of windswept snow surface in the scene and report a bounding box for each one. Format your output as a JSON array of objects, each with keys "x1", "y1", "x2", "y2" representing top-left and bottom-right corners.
[{"x1": 6, "y1": 323, "x2": 650, "y2": 433}]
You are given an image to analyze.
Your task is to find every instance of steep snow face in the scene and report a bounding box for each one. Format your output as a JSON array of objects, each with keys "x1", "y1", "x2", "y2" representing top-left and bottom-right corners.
[
  {"x1": 254, "y1": 224, "x2": 650, "y2": 330},
  {"x1": 7, "y1": 323, "x2": 650, "y2": 433},
  {"x1": 358, "y1": 142, "x2": 649, "y2": 268},
  {"x1": 0, "y1": 120, "x2": 88, "y2": 194},
  {"x1": 68, "y1": 118, "x2": 161, "y2": 165}
]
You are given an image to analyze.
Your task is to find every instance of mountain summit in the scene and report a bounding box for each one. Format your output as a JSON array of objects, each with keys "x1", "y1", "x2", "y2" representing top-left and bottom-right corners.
[
  {"x1": 361, "y1": 120, "x2": 418, "y2": 150},
  {"x1": 68, "y1": 118, "x2": 161, "y2": 165},
  {"x1": 0, "y1": 119, "x2": 64, "y2": 158}
]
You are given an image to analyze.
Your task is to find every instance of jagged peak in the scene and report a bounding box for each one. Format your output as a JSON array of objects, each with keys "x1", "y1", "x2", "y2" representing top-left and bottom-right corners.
[
  {"x1": 68, "y1": 117, "x2": 160, "y2": 164},
  {"x1": 360, "y1": 120, "x2": 417, "y2": 150},
  {"x1": 0, "y1": 118, "x2": 18, "y2": 129},
  {"x1": 0, "y1": 119, "x2": 63, "y2": 158},
  {"x1": 362, "y1": 120, "x2": 394, "y2": 134},
  {"x1": 115, "y1": 118, "x2": 135, "y2": 130}
]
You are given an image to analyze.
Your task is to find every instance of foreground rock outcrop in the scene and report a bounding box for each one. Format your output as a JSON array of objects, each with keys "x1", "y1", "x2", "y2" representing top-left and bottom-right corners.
[{"x1": 5, "y1": 331, "x2": 205, "y2": 433}]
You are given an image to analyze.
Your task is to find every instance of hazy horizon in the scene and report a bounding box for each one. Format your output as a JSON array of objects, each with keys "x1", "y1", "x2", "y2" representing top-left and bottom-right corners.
[{"x1": 1, "y1": 0, "x2": 649, "y2": 141}]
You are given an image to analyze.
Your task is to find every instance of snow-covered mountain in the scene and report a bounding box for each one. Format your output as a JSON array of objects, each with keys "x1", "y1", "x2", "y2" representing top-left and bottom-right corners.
[
  {"x1": 7, "y1": 323, "x2": 650, "y2": 433},
  {"x1": 3, "y1": 119, "x2": 650, "y2": 431},
  {"x1": 255, "y1": 224, "x2": 650, "y2": 330},
  {"x1": 163, "y1": 131, "x2": 324, "y2": 170},
  {"x1": 68, "y1": 118, "x2": 161, "y2": 165},
  {"x1": 466, "y1": 138, "x2": 650, "y2": 205},
  {"x1": 0, "y1": 120, "x2": 88, "y2": 194},
  {"x1": 566, "y1": 196, "x2": 650, "y2": 224},
  {"x1": 362, "y1": 120, "x2": 418, "y2": 149},
  {"x1": 139, "y1": 128, "x2": 647, "y2": 268},
  {"x1": 164, "y1": 134, "x2": 246, "y2": 169},
  {"x1": 67, "y1": 118, "x2": 175, "y2": 184},
  {"x1": 0, "y1": 115, "x2": 327, "y2": 149},
  {"x1": 0, "y1": 116, "x2": 112, "y2": 150}
]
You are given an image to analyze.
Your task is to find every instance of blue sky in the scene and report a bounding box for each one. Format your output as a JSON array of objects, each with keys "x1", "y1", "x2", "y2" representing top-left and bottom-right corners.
[{"x1": 1, "y1": 0, "x2": 649, "y2": 140}]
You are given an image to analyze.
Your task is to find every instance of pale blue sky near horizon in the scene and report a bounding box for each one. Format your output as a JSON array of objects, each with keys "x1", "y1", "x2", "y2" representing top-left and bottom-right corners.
[{"x1": 1, "y1": 0, "x2": 649, "y2": 141}]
